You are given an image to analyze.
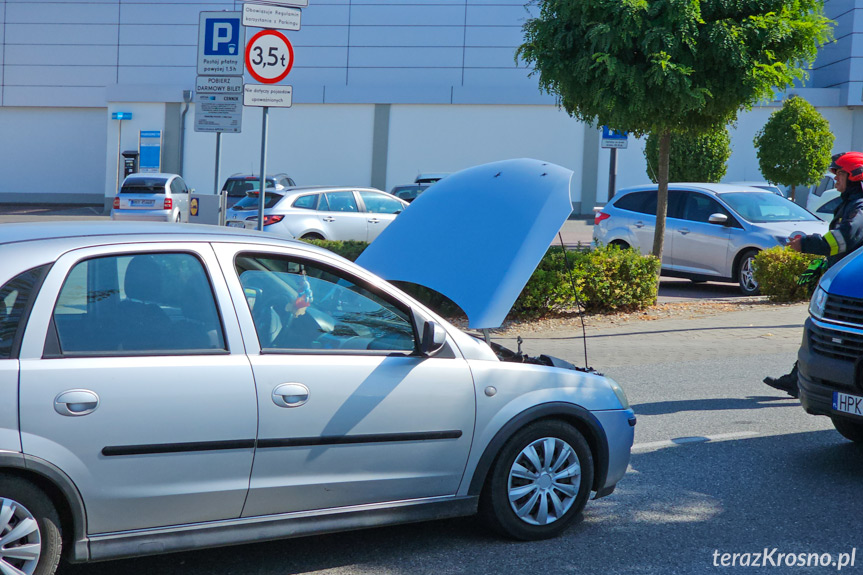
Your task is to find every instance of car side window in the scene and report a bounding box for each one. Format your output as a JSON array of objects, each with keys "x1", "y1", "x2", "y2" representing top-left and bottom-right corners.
[
  {"x1": 169, "y1": 179, "x2": 184, "y2": 195},
  {"x1": 292, "y1": 195, "x2": 318, "y2": 210},
  {"x1": 679, "y1": 192, "x2": 729, "y2": 223},
  {"x1": 235, "y1": 253, "x2": 415, "y2": 353},
  {"x1": 323, "y1": 191, "x2": 358, "y2": 213},
  {"x1": 49, "y1": 253, "x2": 226, "y2": 356},
  {"x1": 0, "y1": 265, "x2": 50, "y2": 359},
  {"x1": 614, "y1": 191, "x2": 656, "y2": 215},
  {"x1": 359, "y1": 191, "x2": 403, "y2": 214}
]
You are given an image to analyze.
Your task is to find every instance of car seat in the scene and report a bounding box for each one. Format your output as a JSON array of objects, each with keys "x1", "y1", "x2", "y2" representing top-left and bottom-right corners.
[{"x1": 119, "y1": 255, "x2": 173, "y2": 351}]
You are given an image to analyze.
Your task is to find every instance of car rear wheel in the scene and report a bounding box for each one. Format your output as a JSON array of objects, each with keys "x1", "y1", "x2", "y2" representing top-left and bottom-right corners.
[
  {"x1": 480, "y1": 420, "x2": 593, "y2": 540},
  {"x1": 0, "y1": 476, "x2": 62, "y2": 575},
  {"x1": 831, "y1": 417, "x2": 863, "y2": 443},
  {"x1": 610, "y1": 240, "x2": 630, "y2": 250},
  {"x1": 301, "y1": 233, "x2": 324, "y2": 241},
  {"x1": 737, "y1": 250, "x2": 760, "y2": 296}
]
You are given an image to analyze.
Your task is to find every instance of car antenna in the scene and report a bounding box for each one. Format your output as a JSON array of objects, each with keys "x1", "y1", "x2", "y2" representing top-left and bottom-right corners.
[{"x1": 557, "y1": 231, "x2": 591, "y2": 371}]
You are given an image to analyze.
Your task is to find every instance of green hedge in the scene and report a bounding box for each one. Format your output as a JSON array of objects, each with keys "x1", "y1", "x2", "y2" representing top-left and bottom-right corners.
[
  {"x1": 753, "y1": 246, "x2": 824, "y2": 302},
  {"x1": 301, "y1": 239, "x2": 659, "y2": 318}
]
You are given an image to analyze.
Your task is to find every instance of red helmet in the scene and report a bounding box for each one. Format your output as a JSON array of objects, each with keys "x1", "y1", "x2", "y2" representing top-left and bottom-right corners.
[{"x1": 829, "y1": 151, "x2": 863, "y2": 181}]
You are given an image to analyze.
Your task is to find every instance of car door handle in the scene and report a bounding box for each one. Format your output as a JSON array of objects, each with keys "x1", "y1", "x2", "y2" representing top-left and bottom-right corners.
[
  {"x1": 634, "y1": 221, "x2": 645, "y2": 228},
  {"x1": 322, "y1": 216, "x2": 335, "y2": 222},
  {"x1": 272, "y1": 383, "x2": 310, "y2": 408},
  {"x1": 54, "y1": 390, "x2": 100, "y2": 417},
  {"x1": 368, "y1": 218, "x2": 380, "y2": 224},
  {"x1": 679, "y1": 228, "x2": 690, "y2": 235}
]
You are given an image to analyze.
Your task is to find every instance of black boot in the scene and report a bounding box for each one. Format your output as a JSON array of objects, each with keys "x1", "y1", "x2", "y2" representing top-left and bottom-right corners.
[{"x1": 763, "y1": 364, "x2": 799, "y2": 398}]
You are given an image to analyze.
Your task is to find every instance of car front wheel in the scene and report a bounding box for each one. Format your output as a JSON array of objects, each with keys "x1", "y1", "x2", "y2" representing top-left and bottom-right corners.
[
  {"x1": 737, "y1": 250, "x2": 760, "y2": 296},
  {"x1": 480, "y1": 420, "x2": 593, "y2": 540},
  {"x1": 0, "y1": 476, "x2": 63, "y2": 575}
]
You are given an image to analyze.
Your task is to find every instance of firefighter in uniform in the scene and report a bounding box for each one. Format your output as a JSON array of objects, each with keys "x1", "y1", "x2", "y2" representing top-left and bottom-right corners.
[{"x1": 764, "y1": 151, "x2": 863, "y2": 397}]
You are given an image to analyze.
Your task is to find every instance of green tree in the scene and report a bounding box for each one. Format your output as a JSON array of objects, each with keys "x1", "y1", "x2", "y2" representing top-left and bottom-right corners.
[
  {"x1": 518, "y1": 0, "x2": 832, "y2": 267},
  {"x1": 754, "y1": 95, "x2": 834, "y2": 201},
  {"x1": 644, "y1": 126, "x2": 731, "y2": 183}
]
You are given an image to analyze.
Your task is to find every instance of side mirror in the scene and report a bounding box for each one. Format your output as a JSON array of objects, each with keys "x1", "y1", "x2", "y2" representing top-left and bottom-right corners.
[
  {"x1": 708, "y1": 213, "x2": 728, "y2": 225},
  {"x1": 420, "y1": 320, "x2": 446, "y2": 357}
]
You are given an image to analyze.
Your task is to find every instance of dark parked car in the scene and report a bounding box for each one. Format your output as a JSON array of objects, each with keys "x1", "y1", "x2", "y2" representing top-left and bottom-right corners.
[
  {"x1": 390, "y1": 184, "x2": 429, "y2": 203},
  {"x1": 222, "y1": 173, "x2": 296, "y2": 207}
]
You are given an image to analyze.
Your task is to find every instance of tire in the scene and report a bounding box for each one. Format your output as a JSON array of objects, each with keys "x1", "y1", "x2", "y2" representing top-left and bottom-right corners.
[
  {"x1": 479, "y1": 420, "x2": 594, "y2": 541},
  {"x1": 0, "y1": 476, "x2": 63, "y2": 575},
  {"x1": 300, "y1": 233, "x2": 324, "y2": 241},
  {"x1": 831, "y1": 417, "x2": 863, "y2": 443},
  {"x1": 610, "y1": 240, "x2": 630, "y2": 250},
  {"x1": 174, "y1": 212, "x2": 181, "y2": 223},
  {"x1": 737, "y1": 249, "x2": 760, "y2": 296}
]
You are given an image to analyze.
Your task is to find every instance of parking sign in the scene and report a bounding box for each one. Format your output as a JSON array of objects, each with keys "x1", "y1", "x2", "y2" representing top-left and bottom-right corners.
[{"x1": 197, "y1": 12, "x2": 245, "y2": 76}]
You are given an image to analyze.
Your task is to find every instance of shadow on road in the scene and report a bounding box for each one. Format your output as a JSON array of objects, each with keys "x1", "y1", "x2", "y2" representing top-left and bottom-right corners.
[{"x1": 633, "y1": 395, "x2": 796, "y2": 416}]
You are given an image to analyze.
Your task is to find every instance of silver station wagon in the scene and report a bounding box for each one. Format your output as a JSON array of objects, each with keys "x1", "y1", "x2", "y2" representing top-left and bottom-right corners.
[{"x1": 0, "y1": 223, "x2": 634, "y2": 575}]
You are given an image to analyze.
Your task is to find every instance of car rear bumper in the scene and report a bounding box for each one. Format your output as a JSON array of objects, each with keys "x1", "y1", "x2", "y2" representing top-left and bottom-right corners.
[
  {"x1": 111, "y1": 209, "x2": 173, "y2": 222},
  {"x1": 798, "y1": 317, "x2": 861, "y2": 420}
]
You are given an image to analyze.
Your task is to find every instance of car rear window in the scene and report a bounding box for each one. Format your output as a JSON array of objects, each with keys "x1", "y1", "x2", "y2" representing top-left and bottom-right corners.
[
  {"x1": 233, "y1": 192, "x2": 284, "y2": 210},
  {"x1": 0, "y1": 265, "x2": 50, "y2": 359},
  {"x1": 121, "y1": 177, "x2": 167, "y2": 194}
]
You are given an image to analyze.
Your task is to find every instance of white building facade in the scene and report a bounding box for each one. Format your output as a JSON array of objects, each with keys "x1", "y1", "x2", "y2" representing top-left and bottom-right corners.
[{"x1": 1, "y1": 0, "x2": 862, "y2": 213}]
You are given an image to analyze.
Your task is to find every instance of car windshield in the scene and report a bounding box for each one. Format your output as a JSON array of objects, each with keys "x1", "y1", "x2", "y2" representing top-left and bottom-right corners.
[
  {"x1": 232, "y1": 191, "x2": 284, "y2": 210},
  {"x1": 720, "y1": 192, "x2": 819, "y2": 223},
  {"x1": 120, "y1": 178, "x2": 166, "y2": 194}
]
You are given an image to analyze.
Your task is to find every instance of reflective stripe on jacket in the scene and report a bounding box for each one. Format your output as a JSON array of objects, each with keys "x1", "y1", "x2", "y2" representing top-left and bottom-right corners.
[{"x1": 800, "y1": 187, "x2": 863, "y2": 267}]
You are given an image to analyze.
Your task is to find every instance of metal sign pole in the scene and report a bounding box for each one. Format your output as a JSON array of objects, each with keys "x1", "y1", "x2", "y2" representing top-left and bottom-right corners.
[
  {"x1": 258, "y1": 106, "x2": 269, "y2": 231},
  {"x1": 607, "y1": 147, "x2": 618, "y2": 200},
  {"x1": 214, "y1": 132, "x2": 222, "y2": 196},
  {"x1": 115, "y1": 118, "x2": 123, "y2": 194}
]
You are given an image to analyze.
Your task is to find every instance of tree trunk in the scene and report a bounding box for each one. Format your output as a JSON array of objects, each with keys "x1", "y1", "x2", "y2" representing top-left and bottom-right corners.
[
  {"x1": 651, "y1": 131, "x2": 671, "y2": 276},
  {"x1": 790, "y1": 184, "x2": 796, "y2": 203}
]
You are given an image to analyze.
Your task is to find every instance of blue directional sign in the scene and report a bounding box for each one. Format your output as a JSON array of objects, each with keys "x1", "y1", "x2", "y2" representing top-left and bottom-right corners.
[
  {"x1": 197, "y1": 12, "x2": 245, "y2": 76},
  {"x1": 601, "y1": 126, "x2": 629, "y2": 149}
]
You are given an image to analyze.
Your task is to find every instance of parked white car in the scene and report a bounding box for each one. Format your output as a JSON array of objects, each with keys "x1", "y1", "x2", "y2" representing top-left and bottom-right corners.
[
  {"x1": 225, "y1": 186, "x2": 408, "y2": 242},
  {"x1": 805, "y1": 173, "x2": 836, "y2": 214},
  {"x1": 110, "y1": 173, "x2": 191, "y2": 223}
]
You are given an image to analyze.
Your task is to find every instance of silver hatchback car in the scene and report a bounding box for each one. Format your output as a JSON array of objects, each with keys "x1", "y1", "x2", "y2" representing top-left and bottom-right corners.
[
  {"x1": 594, "y1": 183, "x2": 828, "y2": 294},
  {"x1": 0, "y1": 222, "x2": 634, "y2": 575},
  {"x1": 225, "y1": 186, "x2": 408, "y2": 242},
  {"x1": 110, "y1": 173, "x2": 191, "y2": 223}
]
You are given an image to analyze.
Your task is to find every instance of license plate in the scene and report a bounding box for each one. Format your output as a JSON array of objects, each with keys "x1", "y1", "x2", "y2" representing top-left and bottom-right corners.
[
  {"x1": 833, "y1": 391, "x2": 863, "y2": 417},
  {"x1": 227, "y1": 221, "x2": 245, "y2": 228},
  {"x1": 130, "y1": 199, "x2": 155, "y2": 207}
]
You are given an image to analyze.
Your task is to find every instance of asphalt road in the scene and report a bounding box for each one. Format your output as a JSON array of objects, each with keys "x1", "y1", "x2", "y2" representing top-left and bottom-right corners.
[{"x1": 58, "y1": 305, "x2": 862, "y2": 575}]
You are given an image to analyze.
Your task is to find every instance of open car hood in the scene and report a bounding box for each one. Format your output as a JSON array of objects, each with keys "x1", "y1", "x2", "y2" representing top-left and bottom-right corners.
[{"x1": 357, "y1": 158, "x2": 574, "y2": 329}]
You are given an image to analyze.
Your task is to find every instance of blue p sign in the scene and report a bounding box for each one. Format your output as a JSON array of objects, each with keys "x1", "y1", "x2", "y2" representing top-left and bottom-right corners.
[{"x1": 204, "y1": 18, "x2": 240, "y2": 56}]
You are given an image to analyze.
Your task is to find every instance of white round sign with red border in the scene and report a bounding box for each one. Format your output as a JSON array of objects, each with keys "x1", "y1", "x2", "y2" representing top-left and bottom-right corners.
[{"x1": 245, "y1": 29, "x2": 294, "y2": 84}]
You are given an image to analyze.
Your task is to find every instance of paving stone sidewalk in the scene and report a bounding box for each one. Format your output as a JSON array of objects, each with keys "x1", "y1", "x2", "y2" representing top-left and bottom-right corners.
[{"x1": 495, "y1": 303, "x2": 809, "y2": 368}]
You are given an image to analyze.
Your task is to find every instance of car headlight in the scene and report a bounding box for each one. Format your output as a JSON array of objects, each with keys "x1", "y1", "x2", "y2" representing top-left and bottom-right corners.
[
  {"x1": 809, "y1": 286, "x2": 828, "y2": 320},
  {"x1": 606, "y1": 376, "x2": 630, "y2": 409}
]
